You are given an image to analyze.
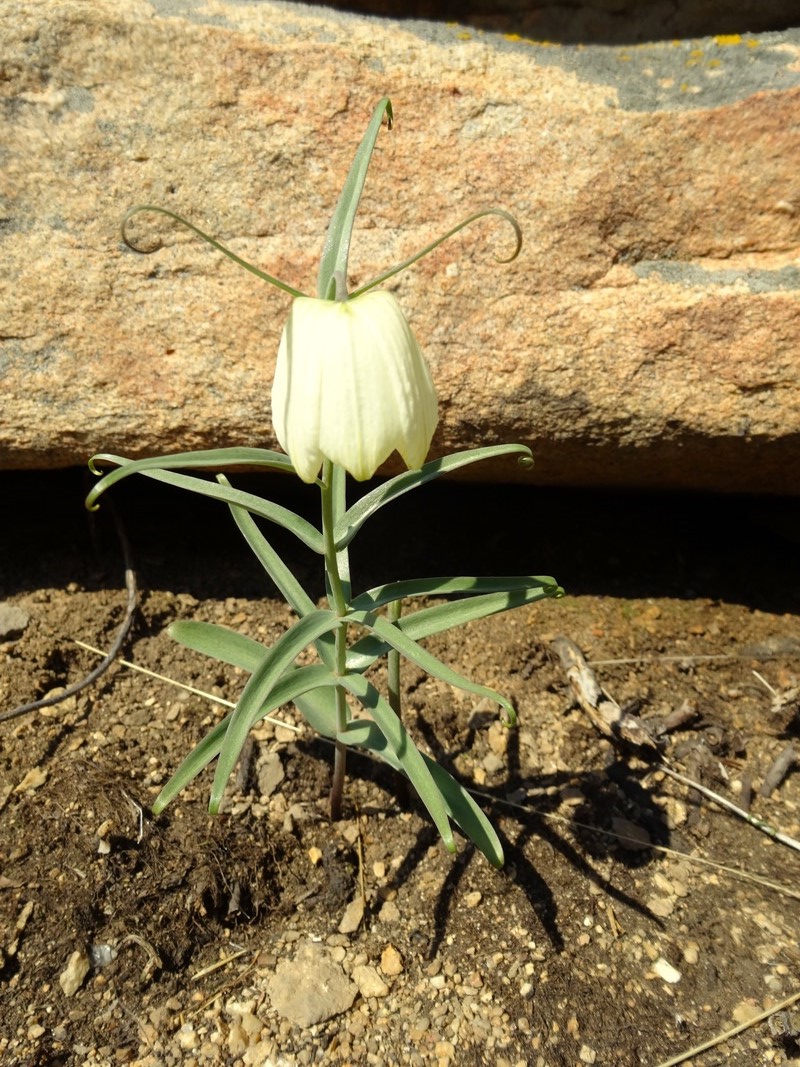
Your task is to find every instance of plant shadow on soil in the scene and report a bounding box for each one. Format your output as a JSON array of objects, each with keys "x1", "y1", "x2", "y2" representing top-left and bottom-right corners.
[{"x1": 1, "y1": 468, "x2": 800, "y2": 1065}]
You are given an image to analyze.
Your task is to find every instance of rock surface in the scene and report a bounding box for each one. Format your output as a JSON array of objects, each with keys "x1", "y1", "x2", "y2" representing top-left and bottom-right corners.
[{"x1": 2, "y1": 1, "x2": 799, "y2": 491}]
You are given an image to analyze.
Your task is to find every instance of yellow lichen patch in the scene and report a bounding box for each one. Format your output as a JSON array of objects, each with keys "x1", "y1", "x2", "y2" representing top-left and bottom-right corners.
[{"x1": 714, "y1": 34, "x2": 742, "y2": 46}]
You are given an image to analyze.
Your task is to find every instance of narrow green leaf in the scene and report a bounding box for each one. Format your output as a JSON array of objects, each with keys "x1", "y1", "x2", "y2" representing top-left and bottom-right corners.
[
  {"x1": 346, "y1": 583, "x2": 562, "y2": 672},
  {"x1": 347, "y1": 610, "x2": 517, "y2": 725},
  {"x1": 151, "y1": 662, "x2": 337, "y2": 814},
  {"x1": 293, "y1": 685, "x2": 341, "y2": 738},
  {"x1": 350, "y1": 207, "x2": 522, "y2": 299},
  {"x1": 338, "y1": 719, "x2": 502, "y2": 864},
  {"x1": 210, "y1": 610, "x2": 342, "y2": 812},
  {"x1": 317, "y1": 98, "x2": 393, "y2": 300},
  {"x1": 86, "y1": 447, "x2": 297, "y2": 506},
  {"x1": 88, "y1": 458, "x2": 324, "y2": 554},
  {"x1": 351, "y1": 575, "x2": 561, "y2": 611},
  {"x1": 424, "y1": 757, "x2": 504, "y2": 867},
  {"x1": 122, "y1": 204, "x2": 305, "y2": 298},
  {"x1": 152, "y1": 714, "x2": 230, "y2": 815},
  {"x1": 334, "y1": 445, "x2": 533, "y2": 549},
  {"x1": 337, "y1": 675, "x2": 454, "y2": 851},
  {"x1": 168, "y1": 620, "x2": 267, "y2": 672},
  {"x1": 220, "y1": 474, "x2": 337, "y2": 671},
  {"x1": 221, "y1": 474, "x2": 317, "y2": 618}
]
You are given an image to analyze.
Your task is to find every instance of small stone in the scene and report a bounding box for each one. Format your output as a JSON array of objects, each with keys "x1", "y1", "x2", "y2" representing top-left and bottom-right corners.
[
  {"x1": 14, "y1": 767, "x2": 48, "y2": 793},
  {"x1": 257, "y1": 752, "x2": 284, "y2": 798},
  {"x1": 378, "y1": 899, "x2": 400, "y2": 923},
  {"x1": 177, "y1": 1024, "x2": 198, "y2": 1050},
  {"x1": 0, "y1": 602, "x2": 29, "y2": 640},
  {"x1": 267, "y1": 942, "x2": 356, "y2": 1027},
  {"x1": 464, "y1": 891, "x2": 482, "y2": 908},
  {"x1": 482, "y1": 753, "x2": 504, "y2": 775},
  {"x1": 664, "y1": 797, "x2": 688, "y2": 829},
  {"x1": 579, "y1": 1045, "x2": 598, "y2": 1064},
  {"x1": 352, "y1": 964, "x2": 389, "y2": 999},
  {"x1": 380, "y1": 944, "x2": 403, "y2": 976},
  {"x1": 243, "y1": 1041, "x2": 276, "y2": 1065},
  {"x1": 27, "y1": 1023, "x2": 46, "y2": 1040},
  {"x1": 653, "y1": 872, "x2": 673, "y2": 895},
  {"x1": 59, "y1": 949, "x2": 91, "y2": 996},
  {"x1": 239, "y1": 1011, "x2": 262, "y2": 1037},
  {"x1": 227, "y1": 1023, "x2": 247, "y2": 1057},
  {"x1": 338, "y1": 897, "x2": 364, "y2": 935},
  {"x1": 611, "y1": 816, "x2": 652, "y2": 851},
  {"x1": 647, "y1": 895, "x2": 674, "y2": 918},
  {"x1": 682, "y1": 941, "x2": 699, "y2": 965},
  {"x1": 652, "y1": 957, "x2": 681, "y2": 984},
  {"x1": 487, "y1": 723, "x2": 508, "y2": 756},
  {"x1": 307, "y1": 847, "x2": 322, "y2": 866},
  {"x1": 732, "y1": 1000, "x2": 761, "y2": 1025}
]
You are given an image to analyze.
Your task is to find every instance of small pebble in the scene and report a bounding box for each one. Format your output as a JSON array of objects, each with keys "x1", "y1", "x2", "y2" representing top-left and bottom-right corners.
[
  {"x1": 338, "y1": 897, "x2": 364, "y2": 934},
  {"x1": 177, "y1": 1024, "x2": 198, "y2": 1050},
  {"x1": 59, "y1": 949, "x2": 91, "y2": 996},
  {"x1": 647, "y1": 896, "x2": 674, "y2": 918},
  {"x1": 0, "y1": 602, "x2": 30, "y2": 640},
  {"x1": 652, "y1": 957, "x2": 681, "y2": 984},
  {"x1": 682, "y1": 941, "x2": 699, "y2": 965},
  {"x1": 380, "y1": 944, "x2": 403, "y2": 976},
  {"x1": 352, "y1": 965, "x2": 389, "y2": 999},
  {"x1": 732, "y1": 1000, "x2": 761, "y2": 1025}
]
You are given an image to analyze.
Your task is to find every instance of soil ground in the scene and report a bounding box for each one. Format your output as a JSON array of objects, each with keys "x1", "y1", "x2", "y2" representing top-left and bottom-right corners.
[{"x1": 1, "y1": 470, "x2": 800, "y2": 1067}]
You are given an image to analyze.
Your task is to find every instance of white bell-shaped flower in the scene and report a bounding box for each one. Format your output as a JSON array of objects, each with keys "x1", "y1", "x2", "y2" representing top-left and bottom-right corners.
[{"x1": 271, "y1": 290, "x2": 438, "y2": 483}]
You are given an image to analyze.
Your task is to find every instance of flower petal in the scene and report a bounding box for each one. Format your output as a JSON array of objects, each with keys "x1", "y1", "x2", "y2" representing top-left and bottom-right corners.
[{"x1": 271, "y1": 291, "x2": 438, "y2": 483}]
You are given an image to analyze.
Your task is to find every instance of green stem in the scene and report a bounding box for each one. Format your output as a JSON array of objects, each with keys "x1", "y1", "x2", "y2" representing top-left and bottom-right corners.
[
  {"x1": 387, "y1": 599, "x2": 401, "y2": 717},
  {"x1": 321, "y1": 459, "x2": 349, "y2": 820},
  {"x1": 387, "y1": 598, "x2": 410, "y2": 808}
]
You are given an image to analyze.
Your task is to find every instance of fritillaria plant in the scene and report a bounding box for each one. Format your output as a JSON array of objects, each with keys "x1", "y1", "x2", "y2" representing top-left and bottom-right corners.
[{"x1": 87, "y1": 99, "x2": 562, "y2": 867}]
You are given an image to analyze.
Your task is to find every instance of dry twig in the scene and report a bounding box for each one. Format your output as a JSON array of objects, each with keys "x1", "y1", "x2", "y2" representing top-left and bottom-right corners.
[{"x1": 550, "y1": 635, "x2": 659, "y2": 750}]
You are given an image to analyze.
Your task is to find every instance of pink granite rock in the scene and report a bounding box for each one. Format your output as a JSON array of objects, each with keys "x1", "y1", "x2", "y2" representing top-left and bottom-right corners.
[{"x1": 2, "y1": 1, "x2": 799, "y2": 491}]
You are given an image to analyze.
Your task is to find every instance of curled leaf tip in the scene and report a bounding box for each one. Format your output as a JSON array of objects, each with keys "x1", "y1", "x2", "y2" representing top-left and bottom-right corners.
[
  {"x1": 489, "y1": 208, "x2": 523, "y2": 264},
  {"x1": 517, "y1": 454, "x2": 534, "y2": 469},
  {"x1": 120, "y1": 204, "x2": 304, "y2": 298},
  {"x1": 499, "y1": 699, "x2": 517, "y2": 728},
  {"x1": 121, "y1": 205, "x2": 166, "y2": 255},
  {"x1": 352, "y1": 207, "x2": 523, "y2": 298}
]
